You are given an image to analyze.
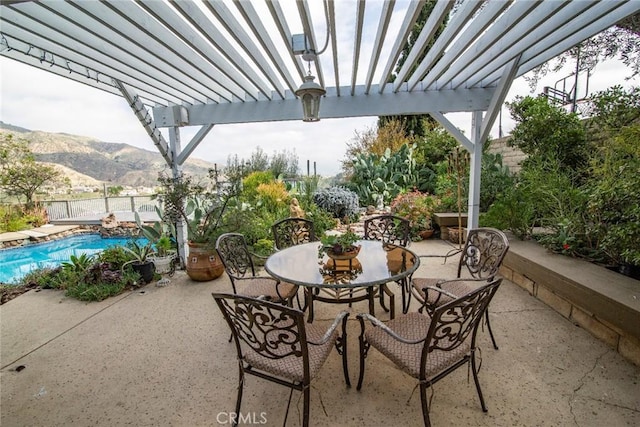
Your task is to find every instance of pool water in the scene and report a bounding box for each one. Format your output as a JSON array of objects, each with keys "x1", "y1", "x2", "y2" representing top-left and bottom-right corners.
[{"x1": 0, "y1": 234, "x2": 142, "y2": 284}]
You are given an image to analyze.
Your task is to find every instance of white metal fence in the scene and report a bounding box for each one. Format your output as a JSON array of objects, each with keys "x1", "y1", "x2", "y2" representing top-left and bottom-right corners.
[{"x1": 44, "y1": 196, "x2": 159, "y2": 220}]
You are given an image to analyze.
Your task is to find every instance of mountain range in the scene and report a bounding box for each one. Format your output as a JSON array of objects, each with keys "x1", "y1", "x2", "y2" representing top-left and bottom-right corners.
[{"x1": 0, "y1": 122, "x2": 216, "y2": 187}]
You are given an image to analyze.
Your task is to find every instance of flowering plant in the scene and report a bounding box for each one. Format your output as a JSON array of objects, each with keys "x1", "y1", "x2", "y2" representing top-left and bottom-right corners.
[{"x1": 390, "y1": 190, "x2": 441, "y2": 238}]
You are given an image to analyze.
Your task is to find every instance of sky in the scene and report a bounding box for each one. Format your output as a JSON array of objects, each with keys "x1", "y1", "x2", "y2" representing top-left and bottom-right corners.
[{"x1": 0, "y1": 55, "x2": 637, "y2": 177}]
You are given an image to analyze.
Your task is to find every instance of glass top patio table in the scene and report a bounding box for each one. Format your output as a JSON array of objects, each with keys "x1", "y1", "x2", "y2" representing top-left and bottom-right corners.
[{"x1": 264, "y1": 239, "x2": 420, "y2": 290}]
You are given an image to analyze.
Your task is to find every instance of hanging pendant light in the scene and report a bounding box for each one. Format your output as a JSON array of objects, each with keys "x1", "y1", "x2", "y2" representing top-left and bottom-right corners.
[{"x1": 295, "y1": 73, "x2": 326, "y2": 122}]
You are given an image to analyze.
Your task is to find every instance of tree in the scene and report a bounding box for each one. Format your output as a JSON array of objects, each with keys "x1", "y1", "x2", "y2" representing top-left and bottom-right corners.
[
  {"x1": 269, "y1": 148, "x2": 299, "y2": 179},
  {"x1": 524, "y1": 15, "x2": 640, "y2": 91},
  {"x1": 0, "y1": 133, "x2": 64, "y2": 208},
  {"x1": 506, "y1": 95, "x2": 588, "y2": 177},
  {"x1": 107, "y1": 186, "x2": 124, "y2": 196}
]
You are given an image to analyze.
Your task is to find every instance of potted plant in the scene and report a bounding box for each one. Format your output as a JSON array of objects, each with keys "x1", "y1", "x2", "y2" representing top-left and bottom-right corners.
[
  {"x1": 158, "y1": 170, "x2": 234, "y2": 281},
  {"x1": 320, "y1": 229, "x2": 361, "y2": 259},
  {"x1": 390, "y1": 190, "x2": 441, "y2": 241},
  {"x1": 148, "y1": 234, "x2": 176, "y2": 275},
  {"x1": 134, "y1": 207, "x2": 176, "y2": 275},
  {"x1": 122, "y1": 240, "x2": 156, "y2": 284}
]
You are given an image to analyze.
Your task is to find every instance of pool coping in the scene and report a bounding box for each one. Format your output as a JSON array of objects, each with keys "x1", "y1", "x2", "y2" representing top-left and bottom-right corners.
[{"x1": 0, "y1": 225, "x2": 82, "y2": 245}]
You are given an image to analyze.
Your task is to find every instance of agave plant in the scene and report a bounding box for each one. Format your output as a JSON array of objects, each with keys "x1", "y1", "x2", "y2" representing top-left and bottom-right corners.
[{"x1": 61, "y1": 253, "x2": 95, "y2": 273}]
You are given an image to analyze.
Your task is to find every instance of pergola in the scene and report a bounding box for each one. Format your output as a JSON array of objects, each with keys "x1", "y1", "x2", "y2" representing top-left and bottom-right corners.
[{"x1": 1, "y1": 0, "x2": 638, "y2": 259}]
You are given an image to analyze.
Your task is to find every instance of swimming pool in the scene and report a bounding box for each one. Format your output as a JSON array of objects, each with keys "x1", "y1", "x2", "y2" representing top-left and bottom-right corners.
[{"x1": 0, "y1": 234, "x2": 142, "y2": 284}]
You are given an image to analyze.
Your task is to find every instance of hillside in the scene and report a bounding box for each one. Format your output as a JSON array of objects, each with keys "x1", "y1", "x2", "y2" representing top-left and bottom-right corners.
[{"x1": 0, "y1": 123, "x2": 216, "y2": 187}]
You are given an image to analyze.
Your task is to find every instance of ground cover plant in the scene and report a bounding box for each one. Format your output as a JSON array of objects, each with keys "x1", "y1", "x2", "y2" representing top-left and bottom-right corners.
[{"x1": 5, "y1": 243, "x2": 145, "y2": 303}]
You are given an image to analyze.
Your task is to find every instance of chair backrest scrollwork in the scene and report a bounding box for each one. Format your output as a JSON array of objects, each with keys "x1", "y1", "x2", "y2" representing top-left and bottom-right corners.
[
  {"x1": 458, "y1": 228, "x2": 509, "y2": 280},
  {"x1": 216, "y1": 233, "x2": 257, "y2": 289},
  {"x1": 422, "y1": 278, "x2": 502, "y2": 367},
  {"x1": 213, "y1": 293, "x2": 307, "y2": 361},
  {"x1": 271, "y1": 217, "x2": 317, "y2": 250},
  {"x1": 363, "y1": 214, "x2": 410, "y2": 247}
]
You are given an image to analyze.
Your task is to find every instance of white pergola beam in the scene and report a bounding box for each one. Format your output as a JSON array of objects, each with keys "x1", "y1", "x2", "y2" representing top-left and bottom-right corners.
[
  {"x1": 364, "y1": 0, "x2": 395, "y2": 94},
  {"x1": 447, "y1": 0, "x2": 580, "y2": 90},
  {"x1": 377, "y1": 0, "x2": 424, "y2": 93},
  {"x1": 296, "y1": 0, "x2": 325, "y2": 88},
  {"x1": 232, "y1": 0, "x2": 299, "y2": 95},
  {"x1": 394, "y1": 0, "x2": 455, "y2": 91},
  {"x1": 479, "y1": 0, "x2": 634, "y2": 86},
  {"x1": 404, "y1": 0, "x2": 482, "y2": 91},
  {"x1": 1, "y1": 5, "x2": 205, "y2": 105},
  {"x1": 350, "y1": 0, "x2": 366, "y2": 96},
  {"x1": 429, "y1": 111, "x2": 473, "y2": 152},
  {"x1": 167, "y1": 0, "x2": 269, "y2": 100},
  {"x1": 157, "y1": 87, "x2": 494, "y2": 127},
  {"x1": 204, "y1": 0, "x2": 287, "y2": 99},
  {"x1": 69, "y1": 1, "x2": 228, "y2": 102},
  {"x1": 423, "y1": 0, "x2": 533, "y2": 90},
  {"x1": 177, "y1": 125, "x2": 215, "y2": 166},
  {"x1": 116, "y1": 80, "x2": 172, "y2": 166},
  {"x1": 479, "y1": 55, "x2": 521, "y2": 144},
  {"x1": 266, "y1": 1, "x2": 307, "y2": 81}
]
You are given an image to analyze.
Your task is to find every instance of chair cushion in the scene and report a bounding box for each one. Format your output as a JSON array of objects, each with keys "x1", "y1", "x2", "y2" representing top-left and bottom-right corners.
[
  {"x1": 364, "y1": 312, "x2": 470, "y2": 379},
  {"x1": 412, "y1": 278, "x2": 475, "y2": 307},
  {"x1": 243, "y1": 322, "x2": 338, "y2": 383},
  {"x1": 237, "y1": 278, "x2": 298, "y2": 303}
]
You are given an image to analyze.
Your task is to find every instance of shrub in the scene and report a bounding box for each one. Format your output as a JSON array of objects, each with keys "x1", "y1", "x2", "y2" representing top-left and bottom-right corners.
[
  {"x1": 98, "y1": 244, "x2": 133, "y2": 270},
  {"x1": 507, "y1": 95, "x2": 588, "y2": 177},
  {"x1": 480, "y1": 185, "x2": 535, "y2": 239},
  {"x1": 390, "y1": 190, "x2": 441, "y2": 238},
  {"x1": 313, "y1": 186, "x2": 360, "y2": 221},
  {"x1": 587, "y1": 124, "x2": 640, "y2": 266},
  {"x1": 242, "y1": 171, "x2": 275, "y2": 202},
  {"x1": 15, "y1": 248, "x2": 143, "y2": 302},
  {"x1": 255, "y1": 181, "x2": 289, "y2": 212},
  {"x1": 303, "y1": 202, "x2": 338, "y2": 238},
  {"x1": 480, "y1": 151, "x2": 514, "y2": 212},
  {"x1": 19, "y1": 266, "x2": 62, "y2": 289}
]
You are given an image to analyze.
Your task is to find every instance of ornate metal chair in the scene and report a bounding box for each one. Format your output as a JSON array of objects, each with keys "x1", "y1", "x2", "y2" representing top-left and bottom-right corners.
[
  {"x1": 271, "y1": 217, "x2": 317, "y2": 311},
  {"x1": 271, "y1": 217, "x2": 317, "y2": 250},
  {"x1": 363, "y1": 214, "x2": 410, "y2": 247},
  {"x1": 216, "y1": 233, "x2": 298, "y2": 305},
  {"x1": 410, "y1": 228, "x2": 509, "y2": 349},
  {"x1": 357, "y1": 278, "x2": 503, "y2": 427},
  {"x1": 212, "y1": 293, "x2": 350, "y2": 427},
  {"x1": 363, "y1": 214, "x2": 411, "y2": 314}
]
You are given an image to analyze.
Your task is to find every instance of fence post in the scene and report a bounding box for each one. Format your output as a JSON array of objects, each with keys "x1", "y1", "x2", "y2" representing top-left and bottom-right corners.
[
  {"x1": 105, "y1": 197, "x2": 110, "y2": 214},
  {"x1": 130, "y1": 196, "x2": 136, "y2": 213},
  {"x1": 65, "y1": 200, "x2": 71, "y2": 218}
]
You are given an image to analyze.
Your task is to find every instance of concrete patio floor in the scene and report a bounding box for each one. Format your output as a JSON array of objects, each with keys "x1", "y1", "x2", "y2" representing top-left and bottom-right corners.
[{"x1": 1, "y1": 239, "x2": 639, "y2": 426}]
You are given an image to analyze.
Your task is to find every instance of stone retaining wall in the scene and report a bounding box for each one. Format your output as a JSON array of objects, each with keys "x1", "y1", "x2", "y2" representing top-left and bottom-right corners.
[
  {"x1": 488, "y1": 135, "x2": 526, "y2": 174},
  {"x1": 500, "y1": 242, "x2": 640, "y2": 367}
]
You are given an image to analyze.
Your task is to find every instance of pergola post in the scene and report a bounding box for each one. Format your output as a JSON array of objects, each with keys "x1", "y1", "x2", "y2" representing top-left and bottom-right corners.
[
  {"x1": 168, "y1": 127, "x2": 189, "y2": 267},
  {"x1": 468, "y1": 111, "x2": 484, "y2": 231}
]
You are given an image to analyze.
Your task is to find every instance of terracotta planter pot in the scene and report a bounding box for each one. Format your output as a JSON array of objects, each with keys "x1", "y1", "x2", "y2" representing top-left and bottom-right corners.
[
  {"x1": 419, "y1": 229, "x2": 434, "y2": 240},
  {"x1": 448, "y1": 227, "x2": 466, "y2": 244},
  {"x1": 186, "y1": 242, "x2": 224, "y2": 281}
]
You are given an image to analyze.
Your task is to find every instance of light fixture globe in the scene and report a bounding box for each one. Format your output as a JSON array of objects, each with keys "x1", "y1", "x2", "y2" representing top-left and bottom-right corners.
[{"x1": 295, "y1": 74, "x2": 326, "y2": 122}]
